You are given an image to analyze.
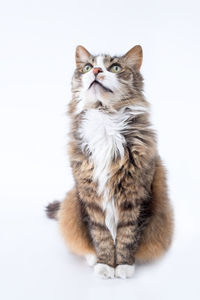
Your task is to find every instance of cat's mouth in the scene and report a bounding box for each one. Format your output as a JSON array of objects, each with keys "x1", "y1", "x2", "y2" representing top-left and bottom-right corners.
[{"x1": 89, "y1": 80, "x2": 113, "y2": 93}]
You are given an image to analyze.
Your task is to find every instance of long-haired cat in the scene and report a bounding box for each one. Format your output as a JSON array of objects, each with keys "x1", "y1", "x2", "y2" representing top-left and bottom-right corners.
[{"x1": 46, "y1": 45, "x2": 173, "y2": 279}]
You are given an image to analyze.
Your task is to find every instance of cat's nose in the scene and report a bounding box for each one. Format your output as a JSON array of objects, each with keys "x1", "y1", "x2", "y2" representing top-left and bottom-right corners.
[{"x1": 93, "y1": 67, "x2": 103, "y2": 75}]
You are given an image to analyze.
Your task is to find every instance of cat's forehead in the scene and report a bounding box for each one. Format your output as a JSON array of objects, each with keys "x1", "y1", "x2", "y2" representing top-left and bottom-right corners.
[{"x1": 91, "y1": 54, "x2": 121, "y2": 67}]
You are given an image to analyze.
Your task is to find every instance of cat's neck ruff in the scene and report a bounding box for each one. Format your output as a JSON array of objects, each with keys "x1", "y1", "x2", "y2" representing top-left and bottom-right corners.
[{"x1": 79, "y1": 105, "x2": 148, "y2": 195}]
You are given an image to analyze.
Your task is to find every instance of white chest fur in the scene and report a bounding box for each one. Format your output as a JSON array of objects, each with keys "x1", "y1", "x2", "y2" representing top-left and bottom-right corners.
[
  {"x1": 80, "y1": 109, "x2": 126, "y2": 194},
  {"x1": 79, "y1": 109, "x2": 127, "y2": 241}
]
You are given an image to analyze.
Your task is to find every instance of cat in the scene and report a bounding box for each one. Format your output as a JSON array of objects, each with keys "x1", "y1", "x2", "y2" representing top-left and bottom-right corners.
[{"x1": 46, "y1": 45, "x2": 173, "y2": 279}]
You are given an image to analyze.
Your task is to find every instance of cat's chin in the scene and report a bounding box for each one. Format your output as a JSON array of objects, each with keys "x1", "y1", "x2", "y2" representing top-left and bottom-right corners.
[
  {"x1": 82, "y1": 92, "x2": 108, "y2": 110},
  {"x1": 87, "y1": 85, "x2": 107, "y2": 101}
]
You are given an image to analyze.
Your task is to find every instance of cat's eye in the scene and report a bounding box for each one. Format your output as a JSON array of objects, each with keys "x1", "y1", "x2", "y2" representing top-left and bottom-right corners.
[
  {"x1": 110, "y1": 64, "x2": 122, "y2": 73},
  {"x1": 83, "y1": 64, "x2": 93, "y2": 73}
]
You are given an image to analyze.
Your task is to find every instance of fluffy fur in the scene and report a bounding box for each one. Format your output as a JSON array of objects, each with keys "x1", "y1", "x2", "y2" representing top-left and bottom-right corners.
[{"x1": 46, "y1": 45, "x2": 174, "y2": 279}]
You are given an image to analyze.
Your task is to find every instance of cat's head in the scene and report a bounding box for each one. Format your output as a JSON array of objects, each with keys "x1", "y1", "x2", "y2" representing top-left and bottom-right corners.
[{"x1": 71, "y1": 45, "x2": 144, "y2": 114}]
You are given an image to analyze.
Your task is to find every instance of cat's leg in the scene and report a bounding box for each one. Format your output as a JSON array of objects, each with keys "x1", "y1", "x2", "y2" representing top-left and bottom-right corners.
[
  {"x1": 135, "y1": 156, "x2": 174, "y2": 262},
  {"x1": 57, "y1": 188, "x2": 96, "y2": 259},
  {"x1": 115, "y1": 204, "x2": 141, "y2": 279},
  {"x1": 87, "y1": 207, "x2": 115, "y2": 279}
]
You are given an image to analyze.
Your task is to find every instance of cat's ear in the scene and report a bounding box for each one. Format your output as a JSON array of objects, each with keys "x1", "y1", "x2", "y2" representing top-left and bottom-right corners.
[
  {"x1": 123, "y1": 45, "x2": 143, "y2": 70},
  {"x1": 75, "y1": 45, "x2": 91, "y2": 65}
]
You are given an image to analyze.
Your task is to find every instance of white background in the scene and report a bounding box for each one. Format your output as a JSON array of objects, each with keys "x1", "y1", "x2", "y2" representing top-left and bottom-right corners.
[{"x1": 0, "y1": 0, "x2": 200, "y2": 299}]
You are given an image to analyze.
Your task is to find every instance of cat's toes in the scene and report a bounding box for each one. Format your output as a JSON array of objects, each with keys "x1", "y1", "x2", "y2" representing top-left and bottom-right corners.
[
  {"x1": 94, "y1": 263, "x2": 115, "y2": 279},
  {"x1": 115, "y1": 264, "x2": 135, "y2": 279},
  {"x1": 85, "y1": 254, "x2": 97, "y2": 267}
]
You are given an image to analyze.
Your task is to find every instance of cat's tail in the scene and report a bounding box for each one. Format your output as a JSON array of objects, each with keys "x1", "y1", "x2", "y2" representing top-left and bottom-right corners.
[{"x1": 45, "y1": 201, "x2": 60, "y2": 220}]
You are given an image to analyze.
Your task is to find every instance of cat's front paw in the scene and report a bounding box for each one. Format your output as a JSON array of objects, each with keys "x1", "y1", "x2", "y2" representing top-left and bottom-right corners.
[
  {"x1": 94, "y1": 263, "x2": 115, "y2": 279},
  {"x1": 115, "y1": 264, "x2": 135, "y2": 279}
]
